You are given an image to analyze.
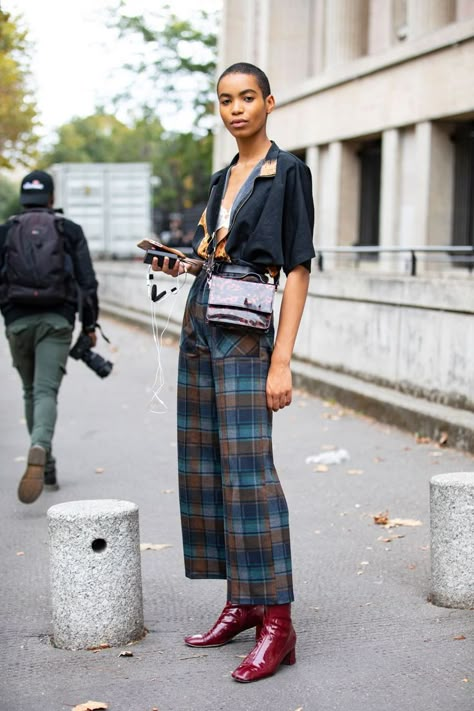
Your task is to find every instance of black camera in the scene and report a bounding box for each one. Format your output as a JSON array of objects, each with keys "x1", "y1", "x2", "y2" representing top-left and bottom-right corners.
[{"x1": 69, "y1": 332, "x2": 113, "y2": 378}]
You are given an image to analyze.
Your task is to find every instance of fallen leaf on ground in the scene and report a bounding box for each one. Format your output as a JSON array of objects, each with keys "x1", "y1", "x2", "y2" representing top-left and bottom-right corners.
[
  {"x1": 377, "y1": 535, "x2": 405, "y2": 543},
  {"x1": 140, "y1": 543, "x2": 173, "y2": 552},
  {"x1": 314, "y1": 464, "x2": 329, "y2": 472},
  {"x1": 453, "y1": 635, "x2": 466, "y2": 640},
  {"x1": 387, "y1": 518, "x2": 423, "y2": 528},
  {"x1": 95, "y1": 467, "x2": 105, "y2": 474},
  {"x1": 119, "y1": 650, "x2": 134, "y2": 656},
  {"x1": 87, "y1": 643, "x2": 111, "y2": 651},
  {"x1": 16, "y1": 551, "x2": 25, "y2": 556},
  {"x1": 347, "y1": 468, "x2": 363, "y2": 475},
  {"x1": 73, "y1": 702, "x2": 108, "y2": 711},
  {"x1": 373, "y1": 512, "x2": 422, "y2": 528}
]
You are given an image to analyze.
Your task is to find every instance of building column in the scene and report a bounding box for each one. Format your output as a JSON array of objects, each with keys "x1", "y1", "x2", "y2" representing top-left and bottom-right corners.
[
  {"x1": 427, "y1": 124, "x2": 455, "y2": 257},
  {"x1": 407, "y1": 0, "x2": 455, "y2": 39},
  {"x1": 379, "y1": 129, "x2": 403, "y2": 272},
  {"x1": 412, "y1": 121, "x2": 456, "y2": 272},
  {"x1": 324, "y1": 0, "x2": 369, "y2": 69},
  {"x1": 306, "y1": 145, "x2": 319, "y2": 240},
  {"x1": 255, "y1": 0, "x2": 270, "y2": 70},
  {"x1": 314, "y1": 142, "x2": 342, "y2": 270},
  {"x1": 379, "y1": 129, "x2": 400, "y2": 250},
  {"x1": 324, "y1": 141, "x2": 342, "y2": 250},
  {"x1": 414, "y1": 122, "x2": 432, "y2": 249},
  {"x1": 308, "y1": 0, "x2": 326, "y2": 76}
]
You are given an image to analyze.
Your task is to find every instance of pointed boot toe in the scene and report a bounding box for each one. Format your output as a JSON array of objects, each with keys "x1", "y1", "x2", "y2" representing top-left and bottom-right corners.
[{"x1": 184, "y1": 602, "x2": 264, "y2": 648}]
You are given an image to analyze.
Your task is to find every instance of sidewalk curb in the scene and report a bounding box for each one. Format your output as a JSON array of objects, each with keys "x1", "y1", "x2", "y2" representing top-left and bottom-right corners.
[{"x1": 292, "y1": 361, "x2": 474, "y2": 454}]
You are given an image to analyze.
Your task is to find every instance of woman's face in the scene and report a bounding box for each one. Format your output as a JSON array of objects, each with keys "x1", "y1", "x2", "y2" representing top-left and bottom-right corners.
[{"x1": 217, "y1": 73, "x2": 274, "y2": 140}]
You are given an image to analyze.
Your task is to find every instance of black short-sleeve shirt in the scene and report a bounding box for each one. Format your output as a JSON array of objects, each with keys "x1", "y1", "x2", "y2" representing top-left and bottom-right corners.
[{"x1": 192, "y1": 142, "x2": 315, "y2": 275}]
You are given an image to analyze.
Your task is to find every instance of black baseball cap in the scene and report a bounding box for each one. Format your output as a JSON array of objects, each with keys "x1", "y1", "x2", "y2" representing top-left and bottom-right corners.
[{"x1": 20, "y1": 170, "x2": 54, "y2": 206}]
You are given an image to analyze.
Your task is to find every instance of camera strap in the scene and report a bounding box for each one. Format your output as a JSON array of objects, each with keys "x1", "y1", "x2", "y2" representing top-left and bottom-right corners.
[{"x1": 95, "y1": 322, "x2": 111, "y2": 344}]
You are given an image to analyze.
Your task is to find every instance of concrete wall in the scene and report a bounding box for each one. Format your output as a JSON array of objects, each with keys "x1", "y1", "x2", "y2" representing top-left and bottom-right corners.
[{"x1": 95, "y1": 262, "x2": 474, "y2": 412}]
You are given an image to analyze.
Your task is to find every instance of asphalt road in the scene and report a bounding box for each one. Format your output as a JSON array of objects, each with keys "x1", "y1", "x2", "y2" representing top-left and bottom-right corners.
[{"x1": 1, "y1": 314, "x2": 473, "y2": 711}]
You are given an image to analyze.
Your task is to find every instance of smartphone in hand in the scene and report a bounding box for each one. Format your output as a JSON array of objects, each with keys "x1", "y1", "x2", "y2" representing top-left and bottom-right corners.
[{"x1": 143, "y1": 249, "x2": 179, "y2": 269}]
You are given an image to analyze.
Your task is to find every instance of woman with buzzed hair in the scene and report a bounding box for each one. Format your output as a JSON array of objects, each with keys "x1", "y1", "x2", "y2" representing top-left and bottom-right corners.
[{"x1": 152, "y1": 62, "x2": 314, "y2": 682}]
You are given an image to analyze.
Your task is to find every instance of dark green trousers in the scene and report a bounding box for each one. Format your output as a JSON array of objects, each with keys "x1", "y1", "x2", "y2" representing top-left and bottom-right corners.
[{"x1": 6, "y1": 313, "x2": 73, "y2": 452}]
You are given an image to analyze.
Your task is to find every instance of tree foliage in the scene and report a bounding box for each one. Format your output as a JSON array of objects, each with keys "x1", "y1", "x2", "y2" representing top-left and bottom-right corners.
[
  {"x1": 109, "y1": 2, "x2": 218, "y2": 132},
  {"x1": 41, "y1": 113, "x2": 144, "y2": 164},
  {"x1": 0, "y1": 11, "x2": 39, "y2": 168},
  {"x1": 0, "y1": 174, "x2": 20, "y2": 221},
  {"x1": 39, "y1": 111, "x2": 212, "y2": 212},
  {"x1": 36, "y1": 3, "x2": 220, "y2": 216}
]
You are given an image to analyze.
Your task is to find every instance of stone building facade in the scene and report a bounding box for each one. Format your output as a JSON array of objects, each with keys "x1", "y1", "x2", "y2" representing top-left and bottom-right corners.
[{"x1": 214, "y1": 0, "x2": 474, "y2": 274}]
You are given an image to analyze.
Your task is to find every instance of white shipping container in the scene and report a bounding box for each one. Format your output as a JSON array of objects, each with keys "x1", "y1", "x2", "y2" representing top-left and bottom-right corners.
[{"x1": 49, "y1": 163, "x2": 153, "y2": 258}]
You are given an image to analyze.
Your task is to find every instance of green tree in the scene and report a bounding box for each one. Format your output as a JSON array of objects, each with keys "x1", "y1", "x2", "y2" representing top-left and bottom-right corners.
[
  {"x1": 109, "y1": 2, "x2": 218, "y2": 132},
  {"x1": 154, "y1": 131, "x2": 212, "y2": 211},
  {"x1": 0, "y1": 174, "x2": 20, "y2": 220},
  {"x1": 41, "y1": 113, "x2": 135, "y2": 164},
  {"x1": 0, "y1": 11, "x2": 39, "y2": 168},
  {"x1": 39, "y1": 111, "x2": 211, "y2": 212}
]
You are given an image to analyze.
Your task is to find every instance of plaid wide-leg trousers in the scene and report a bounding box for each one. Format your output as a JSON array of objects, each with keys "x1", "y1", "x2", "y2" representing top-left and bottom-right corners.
[{"x1": 177, "y1": 272, "x2": 294, "y2": 605}]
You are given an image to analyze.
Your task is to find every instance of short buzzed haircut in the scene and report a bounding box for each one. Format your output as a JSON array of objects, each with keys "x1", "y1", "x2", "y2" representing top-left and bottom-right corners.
[{"x1": 217, "y1": 62, "x2": 272, "y2": 99}]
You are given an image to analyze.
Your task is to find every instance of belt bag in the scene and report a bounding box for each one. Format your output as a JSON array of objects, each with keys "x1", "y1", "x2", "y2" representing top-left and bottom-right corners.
[{"x1": 207, "y1": 273, "x2": 276, "y2": 332}]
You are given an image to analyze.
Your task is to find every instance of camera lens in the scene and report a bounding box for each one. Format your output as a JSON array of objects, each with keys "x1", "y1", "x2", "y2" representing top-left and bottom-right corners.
[{"x1": 82, "y1": 349, "x2": 113, "y2": 378}]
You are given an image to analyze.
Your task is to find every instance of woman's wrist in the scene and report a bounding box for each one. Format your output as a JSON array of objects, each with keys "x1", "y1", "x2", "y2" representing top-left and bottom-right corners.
[{"x1": 271, "y1": 347, "x2": 291, "y2": 367}]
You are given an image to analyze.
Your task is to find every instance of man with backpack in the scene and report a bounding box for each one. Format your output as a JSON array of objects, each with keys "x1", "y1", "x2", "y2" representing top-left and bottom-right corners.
[{"x1": 0, "y1": 170, "x2": 99, "y2": 504}]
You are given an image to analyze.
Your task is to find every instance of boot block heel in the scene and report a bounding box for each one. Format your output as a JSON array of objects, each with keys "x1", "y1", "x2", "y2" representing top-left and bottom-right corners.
[{"x1": 282, "y1": 647, "x2": 296, "y2": 665}]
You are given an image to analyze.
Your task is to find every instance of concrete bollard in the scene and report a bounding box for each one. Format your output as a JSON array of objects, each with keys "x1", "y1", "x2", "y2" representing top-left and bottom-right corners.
[
  {"x1": 47, "y1": 499, "x2": 144, "y2": 650},
  {"x1": 430, "y1": 472, "x2": 474, "y2": 609}
]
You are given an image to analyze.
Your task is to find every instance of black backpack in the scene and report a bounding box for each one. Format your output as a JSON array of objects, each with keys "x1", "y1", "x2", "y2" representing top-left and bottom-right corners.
[{"x1": 2, "y1": 208, "x2": 74, "y2": 305}]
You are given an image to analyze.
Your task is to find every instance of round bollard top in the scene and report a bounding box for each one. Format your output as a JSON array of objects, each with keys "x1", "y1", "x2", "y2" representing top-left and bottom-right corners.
[
  {"x1": 47, "y1": 499, "x2": 139, "y2": 521},
  {"x1": 430, "y1": 472, "x2": 474, "y2": 487}
]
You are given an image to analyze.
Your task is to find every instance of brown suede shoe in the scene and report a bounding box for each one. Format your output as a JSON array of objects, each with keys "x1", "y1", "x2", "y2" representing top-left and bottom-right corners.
[{"x1": 18, "y1": 446, "x2": 46, "y2": 504}]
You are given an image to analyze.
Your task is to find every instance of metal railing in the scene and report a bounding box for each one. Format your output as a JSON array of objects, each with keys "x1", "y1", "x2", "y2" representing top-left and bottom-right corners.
[{"x1": 315, "y1": 245, "x2": 474, "y2": 276}]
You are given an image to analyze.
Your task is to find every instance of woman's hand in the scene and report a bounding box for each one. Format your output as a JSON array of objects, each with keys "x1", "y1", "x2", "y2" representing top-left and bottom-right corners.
[
  {"x1": 151, "y1": 256, "x2": 186, "y2": 277},
  {"x1": 265, "y1": 264, "x2": 310, "y2": 412},
  {"x1": 266, "y1": 359, "x2": 292, "y2": 411}
]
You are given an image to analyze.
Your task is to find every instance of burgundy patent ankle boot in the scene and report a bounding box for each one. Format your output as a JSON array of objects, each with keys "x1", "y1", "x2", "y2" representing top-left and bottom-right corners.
[
  {"x1": 231, "y1": 603, "x2": 296, "y2": 682},
  {"x1": 184, "y1": 601, "x2": 264, "y2": 648}
]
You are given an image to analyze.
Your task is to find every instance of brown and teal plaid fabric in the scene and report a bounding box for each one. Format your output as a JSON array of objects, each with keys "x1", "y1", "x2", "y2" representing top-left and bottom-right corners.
[{"x1": 177, "y1": 272, "x2": 294, "y2": 605}]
